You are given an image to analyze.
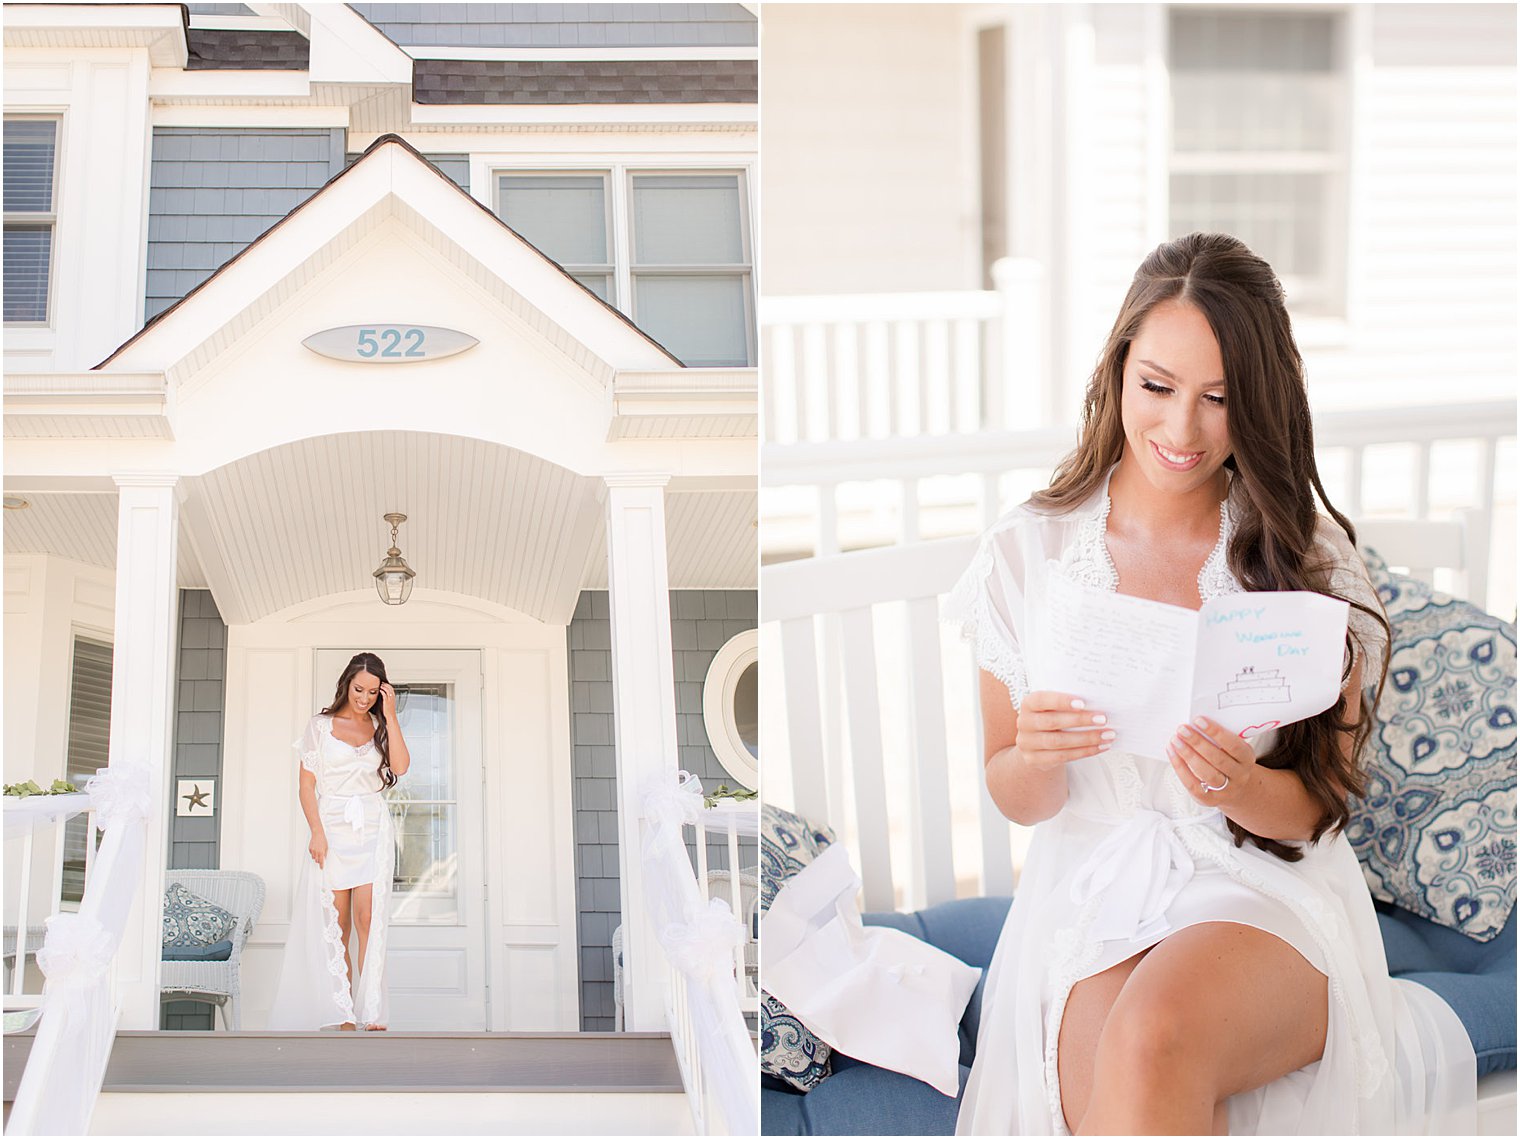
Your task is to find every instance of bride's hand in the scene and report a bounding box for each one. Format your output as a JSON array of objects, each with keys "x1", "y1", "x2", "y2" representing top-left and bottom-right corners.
[
  {"x1": 1167, "y1": 716, "x2": 1258, "y2": 804},
  {"x1": 379, "y1": 681, "x2": 399, "y2": 721},
  {"x1": 1015, "y1": 691, "x2": 1116, "y2": 772},
  {"x1": 308, "y1": 830, "x2": 328, "y2": 868}
]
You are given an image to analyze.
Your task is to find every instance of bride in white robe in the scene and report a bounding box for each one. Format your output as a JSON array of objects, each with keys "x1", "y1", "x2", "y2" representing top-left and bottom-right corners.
[
  {"x1": 946, "y1": 234, "x2": 1477, "y2": 1134},
  {"x1": 267, "y1": 653, "x2": 410, "y2": 1031}
]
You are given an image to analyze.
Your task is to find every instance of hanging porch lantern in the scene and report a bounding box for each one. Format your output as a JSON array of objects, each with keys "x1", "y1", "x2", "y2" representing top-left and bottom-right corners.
[{"x1": 373, "y1": 512, "x2": 416, "y2": 606}]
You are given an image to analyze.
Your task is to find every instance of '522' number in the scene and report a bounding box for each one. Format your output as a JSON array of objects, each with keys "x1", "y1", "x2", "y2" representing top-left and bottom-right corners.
[{"x1": 356, "y1": 327, "x2": 427, "y2": 359}]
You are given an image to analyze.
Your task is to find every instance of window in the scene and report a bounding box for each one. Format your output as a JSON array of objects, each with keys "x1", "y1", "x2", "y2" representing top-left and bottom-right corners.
[
  {"x1": 496, "y1": 168, "x2": 755, "y2": 367},
  {"x1": 702, "y1": 629, "x2": 758, "y2": 791},
  {"x1": 1169, "y1": 10, "x2": 1346, "y2": 314},
  {"x1": 497, "y1": 173, "x2": 614, "y2": 302},
  {"x1": 62, "y1": 636, "x2": 113, "y2": 905},
  {"x1": 3, "y1": 118, "x2": 60, "y2": 324}
]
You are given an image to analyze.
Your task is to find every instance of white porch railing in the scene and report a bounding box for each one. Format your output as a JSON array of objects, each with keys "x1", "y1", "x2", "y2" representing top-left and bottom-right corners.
[
  {"x1": 5, "y1": 766, "x2": 150, "y2": 1135},
  {"x1": 641, "y1": 777, "x2": 759, "y2": 1136}
]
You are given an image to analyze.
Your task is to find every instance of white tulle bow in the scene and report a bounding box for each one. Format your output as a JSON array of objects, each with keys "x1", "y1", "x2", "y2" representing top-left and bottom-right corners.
[
  {"x1": 642, "y1": 770, "x2": 704, "y2": 832},
  {"x1": 85, "y1": 763, "x2": 152, "y2": 831},
  {"x1": 36, "y1": 913, "x2": 114, "y2": 989},
  {"x1": 661, "y1": 897, "x2": 746, "y2": 982}
]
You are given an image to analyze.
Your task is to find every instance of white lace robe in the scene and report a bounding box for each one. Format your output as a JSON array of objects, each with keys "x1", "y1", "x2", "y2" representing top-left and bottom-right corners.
[
  {"x1": 946, "y1": 472, "x2": 1477, "y2": 1135},
  {"x1": 266, "y1": 714, "x2": 394, "y2": 1030}
]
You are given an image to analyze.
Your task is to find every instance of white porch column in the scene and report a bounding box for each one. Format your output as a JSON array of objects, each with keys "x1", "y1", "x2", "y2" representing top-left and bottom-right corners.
[
  {"x1": 604, "y1": 475, "x2": 679, "y2": 1032},
  {"x1": 109, "y1": 475, "x2": 179, "y2": 1028}
]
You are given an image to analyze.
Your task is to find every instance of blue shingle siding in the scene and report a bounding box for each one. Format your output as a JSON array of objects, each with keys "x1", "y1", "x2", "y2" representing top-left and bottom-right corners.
[
  {"x1": 162, "y1": 588, "x2": 229, "y2": 1032},
  {"x1": 145, "y1": 128, "x2": 344, "y2": 321},
  {"x1": 350, "y1": 3, "x2": 757, "y2": 48},
  {"x1": 568, "y1": 588, "x2": 757, "y2": 1032},
  {"x1": 343, "y1": 151, "x2": 469, "y2": 192}
]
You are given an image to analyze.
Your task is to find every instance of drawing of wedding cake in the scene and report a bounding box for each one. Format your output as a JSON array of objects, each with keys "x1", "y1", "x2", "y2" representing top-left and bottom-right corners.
[{"x1": 1217, "y1": 666, "x2": 1292, "y2": 708}]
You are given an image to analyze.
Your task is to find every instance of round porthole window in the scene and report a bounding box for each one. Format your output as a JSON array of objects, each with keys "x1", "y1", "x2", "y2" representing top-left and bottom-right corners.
[{"x1": 702, "y1": 629, "x2": 758, "y2": 790}]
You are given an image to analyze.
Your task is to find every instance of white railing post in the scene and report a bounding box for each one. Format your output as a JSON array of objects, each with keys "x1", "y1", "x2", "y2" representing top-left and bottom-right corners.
[{"x1": 992, "y1": 257, "x2": 1046, "y2": 430}]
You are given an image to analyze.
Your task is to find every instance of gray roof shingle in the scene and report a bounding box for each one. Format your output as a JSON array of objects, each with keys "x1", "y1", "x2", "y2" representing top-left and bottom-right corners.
[
  {"x1": 413, "y1": 59, "x2": 756, "y2": 104},
  {"x1": 186, "y1": 29, "x2": 311, "y2": 70}
]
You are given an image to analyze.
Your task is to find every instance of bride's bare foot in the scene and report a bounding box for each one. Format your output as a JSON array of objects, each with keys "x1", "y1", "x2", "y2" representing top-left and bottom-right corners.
[
  {"x1": 364, "y1": 1023, "x2": 387, "y2": 1031},
  {"x1": 338, "y1": 1022, "x2": 357, "y2": 1032}
]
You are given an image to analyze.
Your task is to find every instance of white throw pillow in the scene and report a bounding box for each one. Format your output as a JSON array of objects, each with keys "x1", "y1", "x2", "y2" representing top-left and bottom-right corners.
[{"x1": 760, "y1": 842, "x2": 981, "y2": 1097}]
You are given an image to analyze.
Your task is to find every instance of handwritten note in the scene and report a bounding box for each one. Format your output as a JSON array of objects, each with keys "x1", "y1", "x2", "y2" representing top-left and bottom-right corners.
[{"x1": 1028, "y1": 573, "x2": 1349, "y2": 759}]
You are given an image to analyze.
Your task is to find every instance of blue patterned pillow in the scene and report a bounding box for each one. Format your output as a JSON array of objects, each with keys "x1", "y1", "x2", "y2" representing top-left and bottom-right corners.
[
  {"x1": 1348, "y1": 548, "x2": 1516, "y2": 942},
  {"x1": 760, "y1": 803, "x2": 838, "y2": 1092},
  {"x1": 162, "y1": 882, "x2": 237, "y2": 948}
]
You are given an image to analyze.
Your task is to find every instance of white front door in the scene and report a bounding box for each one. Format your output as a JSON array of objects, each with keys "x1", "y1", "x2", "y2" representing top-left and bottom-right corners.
[{"x1": 315, "y1": 648, "x2": 487, "y2": 1030}]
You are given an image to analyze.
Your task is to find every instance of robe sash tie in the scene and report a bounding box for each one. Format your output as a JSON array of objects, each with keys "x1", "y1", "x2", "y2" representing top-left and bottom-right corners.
[{"x1": 1066, "y1": 807, "x2": 1221, "y2": 944}]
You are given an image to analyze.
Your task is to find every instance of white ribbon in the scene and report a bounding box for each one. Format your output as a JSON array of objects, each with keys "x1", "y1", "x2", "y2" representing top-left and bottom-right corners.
[
  {"x1": 36, "y1": 913, "x2": 114, "y2": 989},
  {"x1": 662, "y1": 897, "x2": 747, "y2": 983},
  {"x1": 1067, "y1": 808, "x2": 1219, "y2": 944},
  {"x1": 85, "y1": 763, "x2": 152, "y2": 831}
]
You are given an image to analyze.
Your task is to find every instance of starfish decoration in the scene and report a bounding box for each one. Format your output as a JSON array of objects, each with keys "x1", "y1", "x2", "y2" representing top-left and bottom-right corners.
[{"x1": 182, "y1": 784, "x2": 210, "y2": 811}]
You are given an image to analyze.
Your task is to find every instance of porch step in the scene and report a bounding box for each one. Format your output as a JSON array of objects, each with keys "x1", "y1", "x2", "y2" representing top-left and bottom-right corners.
[{"x1": 6, "y1": 1030, "x2": 694, "y2": 1136}]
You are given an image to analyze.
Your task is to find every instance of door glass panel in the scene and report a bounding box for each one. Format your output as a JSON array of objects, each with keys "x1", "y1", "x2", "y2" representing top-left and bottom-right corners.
[{"x1": 386, "y1": 683, "x2": 460, "y2": 924}]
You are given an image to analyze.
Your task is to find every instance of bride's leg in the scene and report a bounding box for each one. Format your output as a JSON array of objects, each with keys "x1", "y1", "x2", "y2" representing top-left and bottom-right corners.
[
  {"x1": 1078, "y1": 922, "x2": 1327, "y2": 1136},
  {"x1": 1058, "y1": 950, "x2": 1149, "y2": 1131},
  {"x1": 351, "y1": 884, "x2": 384, "y2": 1029},
  {"x1": 332, "y1": 888, "x2": 356, "y2": 1030}
]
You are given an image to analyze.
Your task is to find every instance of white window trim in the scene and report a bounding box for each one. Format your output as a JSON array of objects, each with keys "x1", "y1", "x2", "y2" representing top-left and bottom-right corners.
[
  {"x1": 481, "y1": 154, "x2": 758, "y2": 366},
  {"x1": 3, "y1": 112, "x2": 63, "y2": 329},
  {"x1": 1163, "y1": 5, "x2": 1352, "y2": 319},
  {"x1": 702, "y1": 629, "x2": 758, "y2": 791}
]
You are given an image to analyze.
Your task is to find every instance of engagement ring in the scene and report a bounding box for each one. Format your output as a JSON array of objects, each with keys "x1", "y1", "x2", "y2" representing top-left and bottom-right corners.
[{"x1": 1201, "y1": 775, "x2": 1230, "y2": 792}]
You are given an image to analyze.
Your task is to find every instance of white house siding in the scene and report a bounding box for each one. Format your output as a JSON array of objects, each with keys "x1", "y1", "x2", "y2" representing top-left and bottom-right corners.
[
  {"x1": 1, "y1": 554, "x2": 115, "y2": 946},
  {"x1": 759, "y1": 3, "x2": 978, "y2": 295},
  {"x1": 1074, "y1": 3, "x2": 1516, "y2": 414},
  {"x1": 3, "y1": 51, "x2": 155, "y2": 371}
]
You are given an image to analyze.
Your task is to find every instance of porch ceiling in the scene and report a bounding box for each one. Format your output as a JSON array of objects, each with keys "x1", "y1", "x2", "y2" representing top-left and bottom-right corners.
[
  {"x1": 4, "y1": 433, "x2": 757, "y2": 622},
  {"x1": 2, "y1": 492, "x2": 207, "y2": 587}
]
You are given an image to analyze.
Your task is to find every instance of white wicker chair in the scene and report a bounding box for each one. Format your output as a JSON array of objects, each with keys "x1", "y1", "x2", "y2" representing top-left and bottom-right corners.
[
  {"x1": 704, "y1": 868, "x2": 759, "y2": 1006},
  {"x1": 3, "y1": 924, "x2": 48, "y2": 991},
  {"x1": 160, "y1": 870, "x2": 265, "y2": 1031}
]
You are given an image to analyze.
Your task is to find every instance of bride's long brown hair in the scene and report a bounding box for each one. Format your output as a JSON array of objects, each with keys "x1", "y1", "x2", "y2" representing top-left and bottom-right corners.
[
  {"x1": 1033, "y1": 232, "x2": 1388, "y2": 861},
  {"x1": 322, "y1": 651, "x2": 396, "y2": 789}
]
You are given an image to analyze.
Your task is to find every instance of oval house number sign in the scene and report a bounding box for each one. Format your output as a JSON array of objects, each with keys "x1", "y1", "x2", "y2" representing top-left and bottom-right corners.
[{"x1": 302, "y1": 325, "x2": 478, "y2": 364}]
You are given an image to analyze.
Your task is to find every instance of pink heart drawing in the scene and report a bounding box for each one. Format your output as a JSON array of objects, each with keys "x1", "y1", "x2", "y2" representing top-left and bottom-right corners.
[{"x1": 1238, "y1": 721, "x2": 1281, "y2": 740}]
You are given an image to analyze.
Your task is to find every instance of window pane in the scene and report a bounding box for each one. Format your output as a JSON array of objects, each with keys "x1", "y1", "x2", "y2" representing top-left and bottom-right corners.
[
  {"x1": 388, "y1": 802, "x2": 459, "y2": 925},
  {"x1": 1170, "y1": 172, "x2": 1327, "y2": 279},
  {"x1": 391, "y1": 683, "x2": 451, "y2": 799},
  {"x1": 634, "y1": 274, "x2": 749, "y2": 366},
  {"x1": 1171, "y1": 11, "x2": 1335, "y2": 73},
  {"x1": 573, "y1": 273, "x2": 612, "y2": 302},
  {"x1": 62, "y1": 638, "x2": 113, "y2": 905},
  {"x1": 3, "y1": 226, "x2": 52, "y2": 323},
  {"x1": 632, "y1": 174, "x2": 744, "y2": 266},
  {"x1": 1172, "y1": 74, "x2": 1336, "y2": 153},
  {"x1": 497, "y1": 174, "x2": 608, "y2": 268},
  {"x1": 3, "y1": 120, "x2": 56, "y2": 213}
]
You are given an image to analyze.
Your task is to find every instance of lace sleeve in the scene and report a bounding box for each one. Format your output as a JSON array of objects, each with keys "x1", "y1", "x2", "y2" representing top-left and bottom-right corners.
[
  {"x1": 943, "y1": 525, "x2": 1031, "y2": 709},
  {"x1": 1316, "y1": 519, "x2": 1390, "y2": 692},
  {"x1": 293, "y1": 715, "x2": 323, "y2": 774}
]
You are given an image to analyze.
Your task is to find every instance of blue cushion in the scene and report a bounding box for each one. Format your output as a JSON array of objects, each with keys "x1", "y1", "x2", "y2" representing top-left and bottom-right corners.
[
  {"x1": 1377, "y1": 901, "x2": 1516, "y2": 1077},
  {"x1": 761, "y1": 894, "x2": 1516, "y2": 1134},
  {"x1": 161, "y1": 938, "x2": 233, "y2": 962},
  {"x1": 763, "y1": 1061, "x2": 971, "y2": 1136},
  {"x1": 1350, "y1": 548, "x2": 1517, "y2": 943}
]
